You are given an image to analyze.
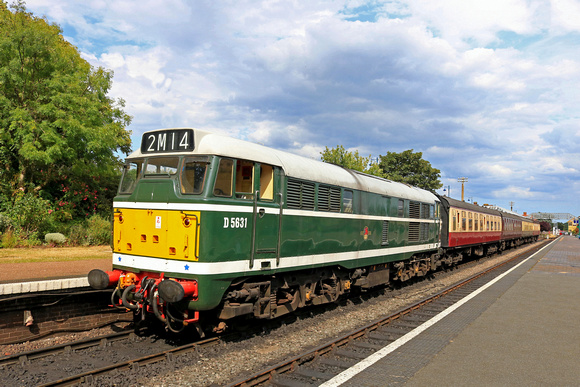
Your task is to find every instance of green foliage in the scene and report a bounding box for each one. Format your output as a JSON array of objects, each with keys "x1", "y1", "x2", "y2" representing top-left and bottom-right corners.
[
  {"x1": 320, "y1": 145, "x2": 383, "y2": 176},
  {"x1": 2, "y1": 190, "x2": 52, "y2": 233},
  {"x1": 0, "y1": 213, "x2": 12, "y2": 232},
  {"x1": 45, "y1": 232, "x2": 67, "y2": 245},
  {"x1": 67, "y1": 215, "x2": 111, "y2": 246},
  {"x1": 0, "y1": 229, "x2": 17, "y2": 248},
  {"x1": 379, "y1": 150, "x2": 442, "y2": 191},
  {"x1": 0, "y1": 1, "x2": 131, "y2": 219},
  {"x1": 321, "y1": 146, "x2": 442, "y2": 191}
]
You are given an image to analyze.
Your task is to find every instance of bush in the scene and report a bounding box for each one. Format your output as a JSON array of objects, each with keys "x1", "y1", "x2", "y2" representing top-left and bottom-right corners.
[
  {"x1": 85, "y1": 215, "x2": 112, "y2": 245},
  {"x1": 67, "y1": 215, "x2": 111, "y2": 246},
  {"x1": 3, "y1": 191, "x2": 53, "y2": 234},
  {"x1": 0, "y1": 213, "x2": 12, "y2": 233},
  {"x1": 45, "y1": 233, "x2": 67, "y2": 245},
  {"x1": 0, "y1": 230, "x2": 18, "y2": 248}
]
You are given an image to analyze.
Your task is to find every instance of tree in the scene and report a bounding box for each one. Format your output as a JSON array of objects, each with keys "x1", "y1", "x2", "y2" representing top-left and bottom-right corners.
[
  {"x1": 539, "y1": 221, "x2": 551, "y2": 232},
  {"x1": 379, "y1": 149, "x2": 441, "y2": 191},
  {"x1": 0, "y1": 1, "x2": 132, "y2": 218},
  {"x1": 320, "y1": 145, "x2": 383, "y2": 176}
]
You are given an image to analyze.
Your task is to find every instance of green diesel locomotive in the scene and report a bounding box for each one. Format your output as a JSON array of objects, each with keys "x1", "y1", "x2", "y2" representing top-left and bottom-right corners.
[{"x1": 88, "y1": 128, "x2": 445, "y2": 333}]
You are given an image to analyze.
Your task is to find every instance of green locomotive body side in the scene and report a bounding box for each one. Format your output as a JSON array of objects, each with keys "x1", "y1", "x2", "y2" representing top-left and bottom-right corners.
[
  {"x1": 110, "y1": 128, "x2": 441, "y2": 317},
  {"x1": 113, "y1": 170, "x2": 439, "y2": 311}
]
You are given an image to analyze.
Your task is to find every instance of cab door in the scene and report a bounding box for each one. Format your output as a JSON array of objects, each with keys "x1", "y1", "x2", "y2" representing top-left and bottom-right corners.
[{"x1": 250, "y1": 164, "x2": 283, "y2": 269}]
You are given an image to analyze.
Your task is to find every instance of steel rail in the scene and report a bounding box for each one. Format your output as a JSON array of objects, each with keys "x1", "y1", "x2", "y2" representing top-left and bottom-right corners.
[
  {"x1": 225, "y1": 240, "x2": 550, "y2": 387},
  {"x1": 37, "y1": 336, "x2": 220, "y2": 387},
  {"x1": 0, "y1": 331, "x2": 133, "y2": 367}
]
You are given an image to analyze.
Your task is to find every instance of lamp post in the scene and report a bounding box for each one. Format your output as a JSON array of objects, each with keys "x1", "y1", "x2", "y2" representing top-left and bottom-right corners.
[
  {"x1": 458, "y1": 177, "x2": 468, "y2": 202},
  {"x1": 443, "y1": 185, "x2": 451, "y2": 197}
]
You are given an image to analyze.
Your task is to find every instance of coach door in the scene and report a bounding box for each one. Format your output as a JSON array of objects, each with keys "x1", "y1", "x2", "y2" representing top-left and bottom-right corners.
[{"x1": 250, "y1": 164, "x2": 283, "y2": 269}]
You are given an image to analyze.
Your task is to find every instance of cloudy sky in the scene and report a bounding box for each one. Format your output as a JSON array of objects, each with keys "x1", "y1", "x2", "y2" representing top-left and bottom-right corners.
[{"x1": 24, "y1": 0, "x2": 580, "y2": 218}]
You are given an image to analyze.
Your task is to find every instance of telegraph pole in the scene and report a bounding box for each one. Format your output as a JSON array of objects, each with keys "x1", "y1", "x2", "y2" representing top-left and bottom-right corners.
[{"x1": 458, "y1": 177, "x2": 468, "y2": 202}]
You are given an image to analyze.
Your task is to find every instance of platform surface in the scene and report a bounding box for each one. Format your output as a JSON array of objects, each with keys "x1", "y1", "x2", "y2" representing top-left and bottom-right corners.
[
  {"x1": 0, "y1": 257, "x2": 111, "y2": 295},
  {"x1": 324, "y1": 236, "x2": 580, "y2": 386}
]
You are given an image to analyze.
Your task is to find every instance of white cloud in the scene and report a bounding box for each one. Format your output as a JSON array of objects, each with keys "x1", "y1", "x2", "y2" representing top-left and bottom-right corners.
[
  {"x1": 492, "y1": 186, "x2": 539, "y2": 200},
  {"x1": 19, "y1": 0, "x2": 580, "y2": 215},
  {"x1": 551, "y1": 0, "x2": 580, "y2": 34}
]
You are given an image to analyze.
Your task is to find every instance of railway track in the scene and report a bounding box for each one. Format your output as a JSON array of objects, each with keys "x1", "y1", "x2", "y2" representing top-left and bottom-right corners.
[
  {"x1": 0, "y1": 326, "x2": 219, "y2": 386},
  {"x1": 0, "y1": 241, "x2": 549, "y2": 386},
  {"x1": 226, "y1": 241, "x2": 550, "y2": 387}
]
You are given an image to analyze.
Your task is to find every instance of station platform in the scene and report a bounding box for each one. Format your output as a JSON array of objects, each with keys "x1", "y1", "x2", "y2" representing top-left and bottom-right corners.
[
  {"x1": 323, "y1": 236, "x2": 580, "y2": 386},
  {"x1": 0, "y1": 257, "x2": 111, "y2": 296}
]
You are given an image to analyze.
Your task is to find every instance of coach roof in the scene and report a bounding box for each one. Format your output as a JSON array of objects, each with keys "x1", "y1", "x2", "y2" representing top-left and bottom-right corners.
[{"x1": 128, "y1": 128, "x2": 438, "y2": 203}]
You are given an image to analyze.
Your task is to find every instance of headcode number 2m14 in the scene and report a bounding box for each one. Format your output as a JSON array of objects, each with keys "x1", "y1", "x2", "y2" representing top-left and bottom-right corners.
[{"x1": 223, "y1": 217, "x2": 248, "y2": 229}]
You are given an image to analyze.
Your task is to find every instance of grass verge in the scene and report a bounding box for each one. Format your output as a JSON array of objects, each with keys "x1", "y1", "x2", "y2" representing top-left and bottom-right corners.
[{"x1": 0, "y1": 246, "x2": 112, "y2": 264}]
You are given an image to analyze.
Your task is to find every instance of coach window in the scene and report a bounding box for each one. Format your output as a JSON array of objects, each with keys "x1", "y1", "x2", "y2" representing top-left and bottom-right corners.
[
  {"x1": 119, "y1": 159, "x2": 144, "y2": 194},
  {"x1": 474, "y1": 213, "x2": 479, "y2": 231},
  {"x1": 343, "y1": 190, "x2": 353, "y2": 213},
  {"x1": 461, "y1": 211, "x2": 467, "y2": 231},
  {"x1": 235, "y1": 160, "x2": 254, "y2": 199},
  {"x1": 398, "y1": 199, "x2": 404, "y2": 217},
  {"x1": 180, "y1": 157, "x2": 208, "y2": 195},
  {"x1": 259, "y1": 164, "x2": 274, "y2": 201},
  {"x1": 213, "y1": 158, "x2": 234, "y2": 197},
  {"x1": 452, "y1": 210, "x2": 457, "y2": 231}
]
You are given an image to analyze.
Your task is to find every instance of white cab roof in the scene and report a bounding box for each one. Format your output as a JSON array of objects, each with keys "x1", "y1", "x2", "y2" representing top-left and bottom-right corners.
[{"x1": 128, "y1": 128, "x2": 439, "y2": 204}]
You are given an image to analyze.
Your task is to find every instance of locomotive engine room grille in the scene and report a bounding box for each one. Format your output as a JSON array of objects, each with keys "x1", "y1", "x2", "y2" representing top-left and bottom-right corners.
[
  {"x1": 410, "y1": 201, "x2": 421, "y2": 218},
  {"x1": 409, "y1": 222, "x2": 420, "y2": 241},
  {"x1": 318, "y1": 185, "x2": 341, "y2": 212},
  {"x1": 382, "y1": 220, "x2": 389, "y2": 245},
  {"x1": 420, "y1": 223, "x2": 430, "y2": 240},
  {"x1": 287, "y1": 178, "x2": 315, "y2": 210}
]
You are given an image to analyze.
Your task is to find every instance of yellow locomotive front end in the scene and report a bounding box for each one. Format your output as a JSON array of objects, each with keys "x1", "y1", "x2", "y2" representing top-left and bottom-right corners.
[{"x1": 113, "y1": 208, "x2": 200, "y2": 261}]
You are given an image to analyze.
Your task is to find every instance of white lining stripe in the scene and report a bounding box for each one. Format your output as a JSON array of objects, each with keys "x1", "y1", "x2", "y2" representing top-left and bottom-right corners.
[
  {"x1": 113, "y1": 242, "x2": 440, "y2": 276},
  {"x1": 319, "y1": 240, "x2": 554, "y2": 387},
  {"x1": 113, "y1": 201, "x2": 439, "y2": 223}
]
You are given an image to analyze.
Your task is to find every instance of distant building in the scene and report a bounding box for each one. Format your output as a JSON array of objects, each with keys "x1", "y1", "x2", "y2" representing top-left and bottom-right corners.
[{"x1": 567, "y1": 217, "x2": 579, "y2": 234}]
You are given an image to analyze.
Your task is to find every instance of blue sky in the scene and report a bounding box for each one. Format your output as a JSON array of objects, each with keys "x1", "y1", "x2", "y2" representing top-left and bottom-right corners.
[{"x1": 24, "y1": 0, "x2": 580, "y2": 218}]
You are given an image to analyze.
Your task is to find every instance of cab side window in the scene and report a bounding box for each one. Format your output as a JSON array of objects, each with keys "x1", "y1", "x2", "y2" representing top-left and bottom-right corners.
[
  {"x1": 214, "y1": 158, "x2": 234, "y2": 197},
  {"x1": 259, "y1": 164, "x2": 274, "y2": 201},
  {"x1": 180, "y1": 157, "x2": 207, "y2": 194},
  {"x1": 119, "y1": 160, "x2": 143, "y2": 194},
  {"x1": 235, "y1": 160, "x2": 254, "y2": 200}
]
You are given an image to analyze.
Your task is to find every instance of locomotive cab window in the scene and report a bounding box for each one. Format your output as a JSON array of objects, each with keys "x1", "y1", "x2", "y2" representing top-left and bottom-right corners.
[
  {"x1": 144, "y1": 157, "x2": 179, "y2": 176},
  {"x1": 214, "y1": 158, "x2": 234, "y2": 197},
  {"x1": 180, "y1": 157, "x2": 208, "y2": 195},
  {"x1": 119, "y1": 159, "x2": 144, "y2": 194},
  {"x1": 259, "y1": 164, "x2": 274, "y2": 201},
  {"x1": 235, "y1": 160, "x2": 254, "y2": 200}
]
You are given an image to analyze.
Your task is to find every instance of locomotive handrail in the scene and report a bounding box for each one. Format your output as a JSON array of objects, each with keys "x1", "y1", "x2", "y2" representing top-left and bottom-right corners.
[
  {"x1": 250, "y1": 190, "x2": 259, "y2": 269},
  {"x1": 277, "y1": 192, "x2": 283, "y2": 266}
]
